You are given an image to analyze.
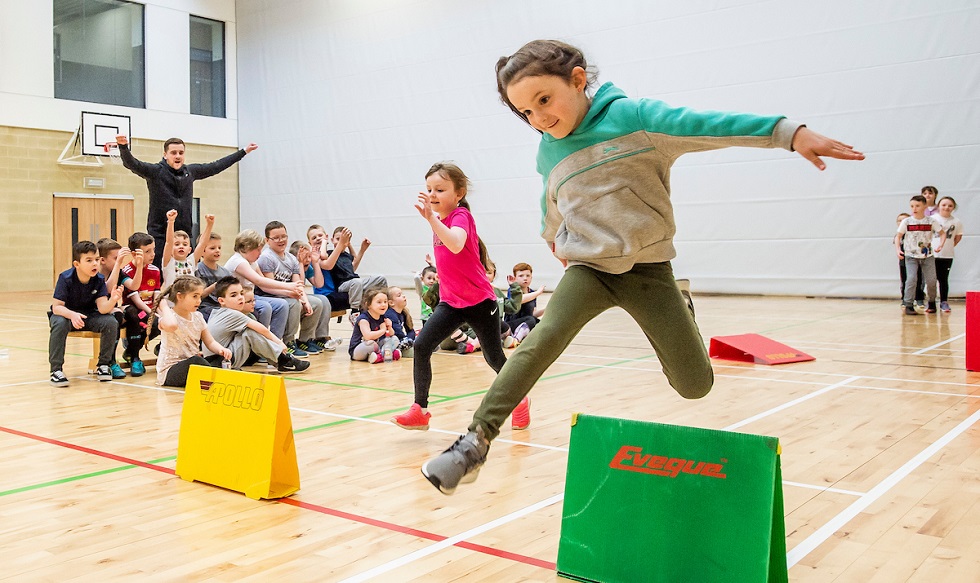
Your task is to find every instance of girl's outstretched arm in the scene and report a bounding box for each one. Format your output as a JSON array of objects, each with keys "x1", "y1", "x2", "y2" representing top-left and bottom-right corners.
[{"x1": 791, "y1": 127, "x2": 865, "y2": 171}]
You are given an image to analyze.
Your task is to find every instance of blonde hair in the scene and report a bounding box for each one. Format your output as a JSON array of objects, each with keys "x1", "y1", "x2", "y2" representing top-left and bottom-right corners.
[{"x1": 234, "y1": 229, "x2": 265, "y2": 253}]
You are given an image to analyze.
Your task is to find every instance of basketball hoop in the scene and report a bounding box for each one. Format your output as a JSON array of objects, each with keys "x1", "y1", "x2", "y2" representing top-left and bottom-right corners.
[{"x1": 104, "y1": 142, "x2": 122, "y2": 164}]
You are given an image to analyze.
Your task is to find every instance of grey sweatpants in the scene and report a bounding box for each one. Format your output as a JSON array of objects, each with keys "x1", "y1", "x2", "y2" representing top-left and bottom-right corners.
[
  {"x1": 903, "y1": 256, "x2": 937, "y2": 305},
  {"x1": 469, "y1": 262, "x2": 713, "y2": 441}
]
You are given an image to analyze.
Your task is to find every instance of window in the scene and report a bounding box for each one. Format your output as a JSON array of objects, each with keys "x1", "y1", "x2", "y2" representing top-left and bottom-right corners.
[
  {"x1": 53, "y1": 0, "x2": 145, "y2": 108},
  {"x1": 190, "y1": 16, "x2": 225, "y2": 117}
]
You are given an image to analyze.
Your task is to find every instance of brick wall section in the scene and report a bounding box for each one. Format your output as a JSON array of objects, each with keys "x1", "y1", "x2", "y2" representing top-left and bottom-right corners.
[{"x1": 0, "y1": 125, "x2": 241, "y2": 292}]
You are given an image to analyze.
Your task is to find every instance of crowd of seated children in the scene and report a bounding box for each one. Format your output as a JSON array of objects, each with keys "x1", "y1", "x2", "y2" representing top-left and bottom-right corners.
[
  {"x1": 257, "y1": 221, "x2": 329, "y2": 356},
  {"x1": 96, "y1": 238, "x2": 132, "y2": 378},
  {"x1": 349, "y1": 288, "x2": 402, "y2": 364},
  {"x1": 413, "y1": 255, "x2": 437, "y2": 325},
  {"x1": 290, "y1": 240, "x2": 344, "y2": 351},
  {"x1": 195, "y1": 230, "x2": 232, "y2": 321},
  {"x1": 204, "y1": 276, "x2": 310, "y2": 373},
  {"x1": 121, "y1": 232, "x2": 161, "y2": 377},
  {"x1": 504, "y1": 262, "x2": 545, "y2": 342},
  {"x1": 48, "y1": 241, "x2": 124, "y2": 386},
  {"x1": 384, "y1": 286, "x2": 416, "y2": 357},
  {"x1": 224, "y1": 229, "x2": 294, "y2": 349},
  {"x1": 161, "y1": 210, "x2": 213, "y2": 289},
  {"x1": 317, "y1": 226, "x2": 387, "y2": 321}
]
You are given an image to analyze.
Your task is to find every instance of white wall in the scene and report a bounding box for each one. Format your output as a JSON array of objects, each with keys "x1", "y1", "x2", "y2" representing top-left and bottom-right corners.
[
  {"x1": 0, "y1": 0, "x2": 239, "y2": 146},
  {"x1": 235, "y1": 0, "x2": 979, "y2": 296}
]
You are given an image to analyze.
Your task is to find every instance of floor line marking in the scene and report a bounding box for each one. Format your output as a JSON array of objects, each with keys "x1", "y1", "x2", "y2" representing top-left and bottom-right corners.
[
  {"x1": 335, "y1": 493, "x2": 564, "y2": 582},
  {"x1": 0, "y1": 423, "x2": 554, "y2": 570},
  {"x1": 0, "y1": 379, "x2": 50, "y2": 389},
  {"x1": 781, "y1": 480, "x2": 864, "y2": 497},
  {"x1": 723, "y1": 377, "x2": 860, "y2": 431},
  {"x1": 912, "y1": 333, "x2": 966, "y2": 355},
  {"x1": 786, "y1": 408, "x2": 980, "y2": 568}
]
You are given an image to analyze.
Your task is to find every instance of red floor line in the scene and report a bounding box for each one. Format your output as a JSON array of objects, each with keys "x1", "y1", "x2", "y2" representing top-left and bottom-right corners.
[{"x1": 1, "y1": 424, "x2": 556, "y2": 571}]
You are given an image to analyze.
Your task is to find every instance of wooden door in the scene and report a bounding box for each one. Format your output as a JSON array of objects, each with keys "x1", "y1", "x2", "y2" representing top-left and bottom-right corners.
[{"x1": 52, "y1": 194, "x2": 135, "y2": 284}]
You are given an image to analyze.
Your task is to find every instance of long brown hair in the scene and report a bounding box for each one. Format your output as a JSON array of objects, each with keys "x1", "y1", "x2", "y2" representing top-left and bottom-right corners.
[
  {"x1": 495, "y1": 39, "x2": 598, "y2": 129},
  {"x1": 424, "y1": 162, "x2": 491, "y2": 270}
]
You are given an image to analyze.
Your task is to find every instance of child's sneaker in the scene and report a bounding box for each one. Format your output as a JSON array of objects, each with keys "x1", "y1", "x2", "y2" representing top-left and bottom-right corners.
[
  {"x1": 511, "y1": 396, "x2": 531, "y2": 430},
  {"x1": 940, "y1": 301, "x2": 951, "y2": 312},
  {"x1": 421, "y1": 426, "x2": 489, "y2": 495},
  {"x1": 50, "y1": 370, "x2": 69, "y2": 387},
  {"x1": 348, "y1": 311, "x2": 360, "y2": 325},
  {"x1": 392, "y1": 349, "x2": 401, "y2": 361},
  {"x1": 503, "y1": 335, "x2": 518, "y2": 349},
  {"x1": 297, "y1": 339, "x2": 322, "y2": 355},
  {"x1": 457, "y1": 341, "x2": 476, "y2": 354},
  {"x1": 391, "y1": 403, "x2": 430, "y2": 430},
  {"x1": 913, "y1": 302, "x2": 927, "y2": 314},
  {"x1": 286, "y1": 341, "x2": 309, "y2": 359},
  {"x1": 904, "y1": 305, "x2": 919, "y2": 316},
  {"x1": 109, "y1": 363, "x2": 126, "y2": 379},
  {"x1": 368, "y1": 351, "x2": 382, "y2": 364},
  {"x1": 323, "y1": 338, "x2": 344, "y2": 351},
  {"x1": 96, "y1": 364, "x2": 112, "y2": 382},
  {"x1": 512, "y1": 322, "x2": 530, "y2": 342},
  {"x1": 130, "y1": 360, "x2": 146, "y2": 377},
  {"x1": 926, "y1": 302, "x2": 937, "y2": 314},
  {"x1": 277, "y1": 353, "x2": 311, "y2": 373}
]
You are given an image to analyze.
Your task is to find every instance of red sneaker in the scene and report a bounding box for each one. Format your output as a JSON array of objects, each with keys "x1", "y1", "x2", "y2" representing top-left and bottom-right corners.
[
  {"x1": 392, "y1": 403, "x2": 430, "y2": 431},
  {"x1": 511, "y1": 396, "x2": 530, "y2": 430}
]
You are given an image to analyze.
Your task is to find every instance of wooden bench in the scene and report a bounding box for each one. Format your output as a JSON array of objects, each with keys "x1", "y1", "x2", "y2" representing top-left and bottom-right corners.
[{"x1": 68, "y1": 330, "x2": 156, "y2": 374}]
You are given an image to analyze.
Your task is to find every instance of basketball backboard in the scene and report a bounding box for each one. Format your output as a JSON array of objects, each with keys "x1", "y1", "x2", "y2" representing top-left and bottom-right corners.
[{"x1": 81, "y1": 111, "x2": 131, "y2": 157}]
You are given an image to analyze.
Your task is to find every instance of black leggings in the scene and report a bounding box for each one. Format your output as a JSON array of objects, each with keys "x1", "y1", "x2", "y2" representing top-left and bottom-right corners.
[
  {"x1": 935, "y1": 258, "x2": 953, "y2": 302},
  {"x1": 413, "y1": 299, "x2": 506, "y2": 408},
  {"x1": 163, "y1": 355, "x2": 212, "y2": 388}
]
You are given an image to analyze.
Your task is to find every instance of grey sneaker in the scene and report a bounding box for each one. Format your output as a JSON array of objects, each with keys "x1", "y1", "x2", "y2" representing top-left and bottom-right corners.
[
  {"x1": 940, "y1": 301, "x2": 951, "y2": 312},
  {"x1": 95, "y1": 364, "x2": 112, "y2": 382},
  {"x1": 50, "y1": 370, "x2": 69, "y2": 387},
  {"x1": 421, "y1": 425, "x2": 489, "y2": 495},
  {"x1": 324, "y1": 338, "x2": 344, "y2": 351}
]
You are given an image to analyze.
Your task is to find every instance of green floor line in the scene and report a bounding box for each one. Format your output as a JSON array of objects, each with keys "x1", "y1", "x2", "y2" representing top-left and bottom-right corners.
[
  {"x1": 2, "y1": 351, "x2": 668, "y2": 496},
  {"x1": 0, "y1": 464, "x2": 138, "y2": 497},
  {"x1": 282, "y1": 376, "x2": 450, "y2": 400}
]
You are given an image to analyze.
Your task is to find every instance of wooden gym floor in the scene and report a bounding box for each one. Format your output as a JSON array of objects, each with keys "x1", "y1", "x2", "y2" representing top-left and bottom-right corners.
[{"x1": 0, "y1": 290, "x2": 977, "y2": 581}]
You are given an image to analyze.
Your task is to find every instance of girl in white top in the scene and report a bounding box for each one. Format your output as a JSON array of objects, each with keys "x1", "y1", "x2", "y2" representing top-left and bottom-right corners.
[
  {"x1": 161, "y1": 210, "x2": 214, "y2": 288},
  {"x1": 932, "y1": 196, "x2": 964, "y2": 312},
  {"x1": 155, "y1": 275, "x2": 231, "y2": 386}
]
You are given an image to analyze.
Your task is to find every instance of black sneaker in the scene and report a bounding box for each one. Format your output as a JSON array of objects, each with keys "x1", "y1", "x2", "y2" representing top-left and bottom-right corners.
[
  {"x1": 926, "y1": 302, "x2": 937, "y2": 314},
  {"x1": 277, "y1": 353, "x2": 311, "y2": 373},
  {"x1": 95, "y1": 364, "x2": 112, "y2": 382},
  {"x1": 50, "y1": 370, "x2": 69, "y2": 387},
  {"x1": 421, "y1": 426, "x2": 490, "y2": 495}
]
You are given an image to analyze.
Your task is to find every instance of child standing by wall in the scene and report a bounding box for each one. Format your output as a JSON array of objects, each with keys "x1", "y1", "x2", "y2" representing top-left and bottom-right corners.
[
  {"x1": 422, "y1": 39, "x2": 865, "y2": 494},
  {"x1": 897, "y1": 195, "x2": 946, "y2": 315},
  {"x1": 391, "y1": 162, "x2": 509, "y2": 431},
  {"x1": 349, "y1": 288, "x2": 401, "y2": 363},
  {"x1": 932, "y1": 196, "x2": 964, "y2": 312},
  {"x1": 893, "y1": 213, "x2": 910, "y2": 303},
  {"x1": 154, "y1": 276, "x2": 231, "y2": 387}
]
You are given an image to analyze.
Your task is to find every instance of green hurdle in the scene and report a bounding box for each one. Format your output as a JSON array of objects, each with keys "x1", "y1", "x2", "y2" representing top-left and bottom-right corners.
[{"x1": 557, "y1": 414, "x2": 787, "y2": 583}]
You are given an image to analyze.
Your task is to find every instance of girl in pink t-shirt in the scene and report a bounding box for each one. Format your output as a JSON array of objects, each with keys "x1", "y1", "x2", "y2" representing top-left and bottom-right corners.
[{"x1": 391, "y1": 163, "x2": 508, "y2": 431}]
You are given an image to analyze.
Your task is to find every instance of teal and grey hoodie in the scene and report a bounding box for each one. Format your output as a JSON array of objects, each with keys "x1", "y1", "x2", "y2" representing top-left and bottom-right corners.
[{"x1": 537, "y1": 82, "x2": 802, "y2": 274}]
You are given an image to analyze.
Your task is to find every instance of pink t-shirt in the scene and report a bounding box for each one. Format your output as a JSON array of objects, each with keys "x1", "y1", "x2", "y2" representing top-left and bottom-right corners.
[{"x1": 433, "y1": 207, "x2": 495, "y2": 308}]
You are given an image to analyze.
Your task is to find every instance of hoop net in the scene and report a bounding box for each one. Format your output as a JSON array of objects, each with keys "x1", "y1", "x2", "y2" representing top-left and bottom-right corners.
[{"x1": 104, "y1": 142, "x2": 122, "y2": 164}]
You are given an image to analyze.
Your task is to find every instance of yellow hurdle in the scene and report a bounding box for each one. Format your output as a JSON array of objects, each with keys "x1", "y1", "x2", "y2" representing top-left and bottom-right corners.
[{"x1": 175, "y1": 365, "x2": 300, "y2": 500}]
